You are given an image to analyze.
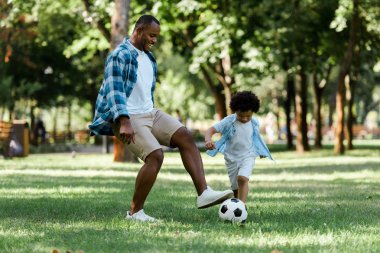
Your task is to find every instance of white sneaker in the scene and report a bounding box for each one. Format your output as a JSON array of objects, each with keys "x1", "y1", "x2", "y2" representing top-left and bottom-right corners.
[
  {"x1": 197, "y1": 186, "x2": 234, "y2": 209},
  {"x1": 125, "y1": 209, "x2": 156, "y2": 222}
]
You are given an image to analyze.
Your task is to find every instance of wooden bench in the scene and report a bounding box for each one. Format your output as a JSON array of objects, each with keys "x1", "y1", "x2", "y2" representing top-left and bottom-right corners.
[
  {"x1": 52, "y1": 132, "x2": 67, "y2": 143},
  {"x1": 0, "y1": 121, "x2": 13, "y2": 157},
  {"x1": 352, "y1": 124, "x2": 368, "y2": 139}
]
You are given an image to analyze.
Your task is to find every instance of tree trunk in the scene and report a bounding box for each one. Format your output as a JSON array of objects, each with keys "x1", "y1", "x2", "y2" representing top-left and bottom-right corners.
[
  {"x1": 8, "y1": 102, "x2": 14, "y2": 121},
  {"x1": 346, "y1": 74, "x2": 355, "y2": 150},
  {"x1": 312, "y1": 65, "x2": 331, "y2": 149},
  {"x1": 335, "y1": 74, "x2": 347, "y2": 154},
  {"x1": 200, "y1": 65, "x2": 227, "y2": 119},
  {"x1": 313, "y1": 74, "x2": 323, "y2": 149},
  {"x1": 347, "y1": 19, "x2": 361, "y2": 150},
  {"x1": 295, "y1": 70, "x2": 310, "y2": 153},
  {"x1": 215, "y1": 90, "x2": 227, "y2": 119},
  {"x1": 272, "y1": 93, "x2": 281, "y2": 141},
  {"x1": 67, "y1": 103, "x2": 72, "y2": 140},
  {"x1": 53, "y1": 108, "x2": 58, "y2": 142},
  {"x1": 328, "y1": 94, "x2": 335, "y2": 128},
  {"x1": 284, "y1": 73, "x2": 295, "y2": 150},
  {"x1": 111, "y1": 0, "x2": 129, "y2": 49},
  {"x1": 110, "y1": 0, "x2": 137, "y2": 163},
  {"x1": 219, "y1": 53, "x2": 233, "y2": 115},
  {"x1": 334, "y1": 0, "x2": 359, "y2": 154},
  {"x1": 224, "y1": 86, "x2": 232, "y2": 116},
  {"x1": 30, "y1": 105, "x2": 36, "y2": 145}
]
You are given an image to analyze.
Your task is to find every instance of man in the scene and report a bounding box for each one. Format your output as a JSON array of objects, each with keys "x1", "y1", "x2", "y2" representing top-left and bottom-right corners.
[{"x1": 89, "y1": 15, "x2": 233, "y2": 222}]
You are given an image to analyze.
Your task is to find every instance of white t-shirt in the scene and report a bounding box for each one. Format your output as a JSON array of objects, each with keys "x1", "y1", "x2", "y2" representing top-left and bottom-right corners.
[
  {"x1": 127, "y1": 47, "x2": 154, "y2": 115},
  {"x1": 224, "y1": 121, "x2": 254, "y2": 161}
]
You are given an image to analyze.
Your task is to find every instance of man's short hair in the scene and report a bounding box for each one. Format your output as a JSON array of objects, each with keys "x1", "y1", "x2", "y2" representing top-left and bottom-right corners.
[{"x1": 134, "y1": 15, "x2": 160, "y2": 30}]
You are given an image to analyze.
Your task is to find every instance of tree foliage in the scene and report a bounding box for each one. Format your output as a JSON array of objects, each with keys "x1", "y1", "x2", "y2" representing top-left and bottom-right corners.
[{"x1": 1, "y1": 0, "x2": 379, "y2": 151}]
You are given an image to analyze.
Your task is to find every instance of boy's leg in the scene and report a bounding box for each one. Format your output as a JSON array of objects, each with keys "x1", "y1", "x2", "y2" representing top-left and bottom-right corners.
[
  {"x1": 226, "y1": 159, "x2": 239, "y2": 198},
  {"x1": 237, "y1": 156, "x2": 255, "y2": 203},
  {"x1": 237, "y1": 176, "x2": 249, "y2": 202}
]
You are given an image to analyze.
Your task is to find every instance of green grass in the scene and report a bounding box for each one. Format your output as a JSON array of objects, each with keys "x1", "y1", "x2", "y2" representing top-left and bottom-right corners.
[{"x1": 0, "y1": 141, "x2": 379, "y2": 253}]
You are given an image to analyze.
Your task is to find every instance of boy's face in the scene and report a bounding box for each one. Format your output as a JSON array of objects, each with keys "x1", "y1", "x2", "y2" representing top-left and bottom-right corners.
[{"x1": 236, "y1": 110, "x2": 253, "y2": 123}]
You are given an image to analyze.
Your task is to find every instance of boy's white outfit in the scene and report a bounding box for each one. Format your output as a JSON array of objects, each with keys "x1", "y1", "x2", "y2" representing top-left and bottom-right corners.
[
  {"x1": 224, "y1": 121, "x2": 256, "y2": 190},
  {"x1": 207, "y1": 114, "x2": 273, "y2": 190}
]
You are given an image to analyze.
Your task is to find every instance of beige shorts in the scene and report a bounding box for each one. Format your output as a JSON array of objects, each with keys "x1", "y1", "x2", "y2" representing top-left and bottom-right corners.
[{"x1": 112, "y1": 109, "x2": 184, "y2": 161}]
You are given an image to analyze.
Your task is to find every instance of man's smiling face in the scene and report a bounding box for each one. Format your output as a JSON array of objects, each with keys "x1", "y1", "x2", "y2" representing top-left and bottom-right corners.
[{"x1": 137, "y1": 21, "x2": 160, "y2": 51}]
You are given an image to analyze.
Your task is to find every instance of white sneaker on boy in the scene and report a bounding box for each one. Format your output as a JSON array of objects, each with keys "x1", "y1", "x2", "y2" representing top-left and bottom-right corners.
[
  {"x1": 125, "y1": 209, "x2": 156, "y2": 222},
  {"x1": 197, "y1": 186, "x2": 234, "y2": 209}
]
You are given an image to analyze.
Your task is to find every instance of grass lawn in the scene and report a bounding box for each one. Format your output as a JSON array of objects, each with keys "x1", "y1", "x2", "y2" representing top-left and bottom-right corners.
[{"x1": 0, "y1": 141, "x2": 379, "y2": 253}]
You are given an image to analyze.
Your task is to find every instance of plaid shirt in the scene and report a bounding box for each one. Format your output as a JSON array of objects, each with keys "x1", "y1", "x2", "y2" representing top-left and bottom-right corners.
[{"x1": 89, "y1": 38, "x2": 157, "y2": 136}]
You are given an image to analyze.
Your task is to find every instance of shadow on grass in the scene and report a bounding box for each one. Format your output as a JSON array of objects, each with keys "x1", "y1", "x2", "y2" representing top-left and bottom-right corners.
[
  {"x1": 254, "y1": 161, "x2": 380, "y2": 174},
  {"x1": 1, "y1": 149, "x2": 379, "y2": 252},
  {"x1": 163, "y1": 160, "x2": 380, "y2": 175}
]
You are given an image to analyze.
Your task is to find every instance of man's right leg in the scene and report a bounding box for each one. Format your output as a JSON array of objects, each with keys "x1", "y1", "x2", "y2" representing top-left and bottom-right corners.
[
  {"x1": 112, "y1": 112, "x2": 163, "y2": 218},
  {"x1": 170, "y1": 127, "x2": 233, "y2": 208},
  {"x1": 151, "y1": 110, "x2": 233, "y2": 209},
  {"x1": 130, "y1": 149, "x2": 163, "y2": 214}
]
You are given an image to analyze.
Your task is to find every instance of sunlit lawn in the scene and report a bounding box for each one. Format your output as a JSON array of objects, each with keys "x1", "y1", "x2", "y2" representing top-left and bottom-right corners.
[{"x1": 0, "y1": 141, "x2": 379, "y2": 253}]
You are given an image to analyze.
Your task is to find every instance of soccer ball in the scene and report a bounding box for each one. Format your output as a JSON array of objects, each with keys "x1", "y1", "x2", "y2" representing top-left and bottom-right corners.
[{"x1": 219, "y1": 198, "x2": 248, "y2": 223}]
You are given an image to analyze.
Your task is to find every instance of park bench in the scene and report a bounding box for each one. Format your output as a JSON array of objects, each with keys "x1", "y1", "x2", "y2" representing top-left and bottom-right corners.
[
  {"x1": 53, "y1": 132, "x2": 67, "y2": 143},
  {"x1": 352, "y1": 124, "x2": 368, "y2": 139},
  {"x1": 0, "y1": 121, "x2": 13, "y2": 157}
]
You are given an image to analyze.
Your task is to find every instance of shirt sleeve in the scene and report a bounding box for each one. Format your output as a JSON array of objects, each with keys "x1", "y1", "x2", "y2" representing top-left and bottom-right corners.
[
  {"x1": 104, "y1": 53, "x2": 130, "y2": 121},
  {"x1": 214, "y1": 115, "x2": 232, "y2": 133}
]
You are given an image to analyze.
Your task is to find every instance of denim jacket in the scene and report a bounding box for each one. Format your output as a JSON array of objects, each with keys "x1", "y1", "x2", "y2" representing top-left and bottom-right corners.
[{"x1": 206, "y1": 114, "x2": 274, "y2": 160}]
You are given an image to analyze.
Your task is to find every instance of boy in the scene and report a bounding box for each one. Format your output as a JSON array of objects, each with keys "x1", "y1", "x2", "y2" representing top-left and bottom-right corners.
[{"x1": 204, "y1": 91, "x2": 273, "y2": 203}]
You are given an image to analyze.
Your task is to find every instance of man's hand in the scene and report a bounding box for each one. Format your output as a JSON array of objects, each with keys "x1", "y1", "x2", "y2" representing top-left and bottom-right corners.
[
  {"x1": 119, "y1": 117, "x2": 135, "y2": 144},
  {"x1": 205, "y1": 140, "x2": 216, "y2": 150}
]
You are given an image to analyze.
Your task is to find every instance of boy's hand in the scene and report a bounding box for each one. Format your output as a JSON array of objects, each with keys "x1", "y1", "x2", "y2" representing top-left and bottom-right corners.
[{"x1": 205, "y1": 140, "x2": 216, "y2": 150}]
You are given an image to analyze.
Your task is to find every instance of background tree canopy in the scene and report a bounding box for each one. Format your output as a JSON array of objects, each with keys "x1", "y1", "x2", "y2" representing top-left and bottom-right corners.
[{"x1": 1, "y1": 0, "x2": 379, "y2": 153}]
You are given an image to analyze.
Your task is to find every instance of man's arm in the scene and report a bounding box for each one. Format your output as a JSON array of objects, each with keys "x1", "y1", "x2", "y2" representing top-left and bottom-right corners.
[{"x1": 104, "y1": 53, "x2": 130, "y2": 122}]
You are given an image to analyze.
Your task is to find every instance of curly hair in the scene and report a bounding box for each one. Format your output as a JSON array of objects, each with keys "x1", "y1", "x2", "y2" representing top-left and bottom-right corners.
[{"x1": 229, "y1": 91, "x2": 260, "y2": 113}]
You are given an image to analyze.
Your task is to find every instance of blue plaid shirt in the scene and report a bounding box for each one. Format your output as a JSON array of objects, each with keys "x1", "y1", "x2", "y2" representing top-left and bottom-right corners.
[
  {"x1": 89, "y1": 38, "x2": 157, "y2": 136},
  {"x1": 206, "y1": 114, "x2": 274, "y2": 160}
]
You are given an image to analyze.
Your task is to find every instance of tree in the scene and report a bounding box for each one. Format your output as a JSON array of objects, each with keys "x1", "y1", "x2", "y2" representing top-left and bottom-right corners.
[
  {"x1": 333, "y1": 0, "x2": 359, "y2": 154},
  {"x1": 82, "y1": 0, "x2": 137, "y2": 162},
  {"x1": 110, "y1": 0, "x2": 137, "y2": 162},
  {"x1": 155, "y1": 0, "x2": 272, "y2": 119},
  {"x1": 312, "y1": 64, "x2": 332, "y2": 149},
  {"x1": 1, "y1": 0, "x2": 77, "y2": 122}
]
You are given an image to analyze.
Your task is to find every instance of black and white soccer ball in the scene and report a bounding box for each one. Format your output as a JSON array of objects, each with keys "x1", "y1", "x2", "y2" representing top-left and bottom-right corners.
[{"x1": 219, "y1": 198, "x2": 248, "y2": 223}]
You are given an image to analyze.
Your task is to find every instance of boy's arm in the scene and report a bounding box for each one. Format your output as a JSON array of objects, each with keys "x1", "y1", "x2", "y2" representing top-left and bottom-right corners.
[{"x1": 204, "y1": 127, "x2": 217, "y2": 150}]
